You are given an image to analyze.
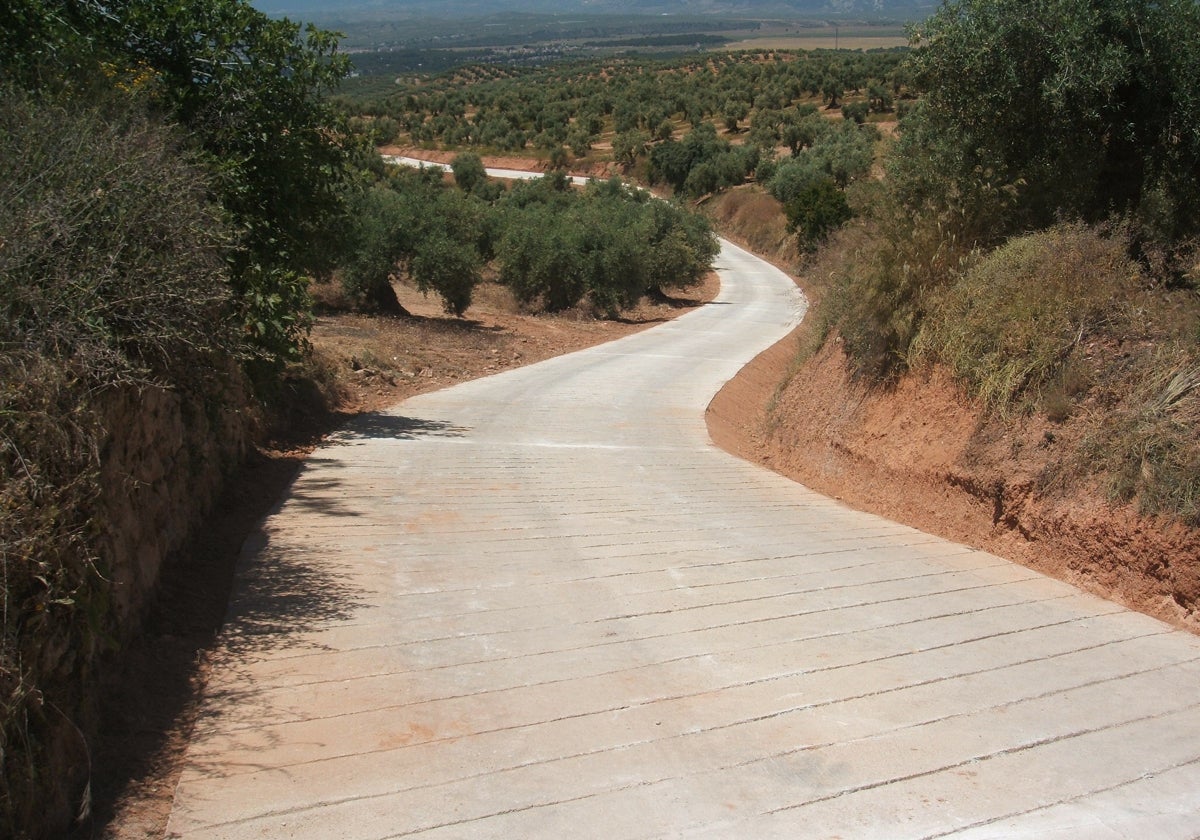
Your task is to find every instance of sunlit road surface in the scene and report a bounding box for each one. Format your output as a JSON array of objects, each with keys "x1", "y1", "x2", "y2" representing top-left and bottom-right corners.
[{"x1": 167, "y1": 233, "x2": 1200, "y2": 838}]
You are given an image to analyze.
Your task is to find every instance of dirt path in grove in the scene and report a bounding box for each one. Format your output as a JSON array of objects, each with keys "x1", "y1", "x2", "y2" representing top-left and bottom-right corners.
[{"x1": 377, "y1": 145, "x2": 623, "y2": 182}]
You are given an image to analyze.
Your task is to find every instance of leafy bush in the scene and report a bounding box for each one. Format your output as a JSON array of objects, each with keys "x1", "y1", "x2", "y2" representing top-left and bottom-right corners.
[
  {"x1": 340, "y1": 184, "x2": 417, "y2": 313},
  {"x1": 451, "y1": 152, "x2": 488, "y2": 194},
  {"x1": 841, "y1": 101, "x2": 870, "y2": 124},
  {"x1": 781, "y1": 111, "x2": 827, "y2": 156},
  {"x1": 339, "y1": 170, "x2": 487, "y2": 315},
  {"x1": 768, "y1": 156, "x2": 826, "y2": 206},
  {"x1": 648, "y1": 124, "x2": 757, "y2": 198},
  {"x1": 828, "y1": 0, "x2": 1200, "y2": 391},
  {"x1": 784, "y1": 179, "x2": 853, "y2": 252},
  {"x1": 0, "y1": 87, "x2": 237, "y2": 387},
  {"x1": 498, "y1": 206, "x2": 587, "y2": 311},
  {"x1": 767, "y1": 119, "x2": 875, "y2": 254},
  {"x1": 769, "y1": 120, "x2": 875, "y2": 204},
  {"x1": 901, "y1": 0, "x2": 1200, "y2": 244},
  {"x1": 3, "y1": 0, "x2": 352, "y2": 367},
  {"x1": 411, "y1": 231, "x2": 483, "y2": 317}
]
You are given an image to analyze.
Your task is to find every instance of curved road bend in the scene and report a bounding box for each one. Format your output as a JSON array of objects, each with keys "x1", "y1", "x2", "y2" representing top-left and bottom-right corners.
[{"x1": 168, "y1": 236, "x2": 1200, "y2": 838}]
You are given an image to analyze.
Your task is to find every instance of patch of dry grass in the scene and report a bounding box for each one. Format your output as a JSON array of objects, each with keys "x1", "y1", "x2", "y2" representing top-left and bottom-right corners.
[
  {"x1": 1090, "y1": 352, "x2": 1200, "y2": 524},
  {"x1": 911, "y1": 223, "x2": 1142, "y2": 413},
  {"x1": 705, "y1": 186, "x2": 800, "y2": 268},
  {"x1": 901, "y1": 222, "x2": 1200, "y2": 524}
]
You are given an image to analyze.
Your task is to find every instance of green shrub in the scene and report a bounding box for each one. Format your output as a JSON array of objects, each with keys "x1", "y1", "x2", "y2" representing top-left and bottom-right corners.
[
  {"x1": 911, "y1": 223, "x2": 1141, "y2": 411},
  {"x1": 451, "y1": 152, "x2": 487, "y2": 194},
  {"x1": 498, "y1": 208, "x2": 587, "y2": 311},
  {"x1": 340, "y1": 184, "x2": 415, "y2": 313},
  {"x1": 647, "y1": 124, "x2": 756, "y2": 197},
  {"x1": 339, "y1": 171, "x2": 487, "y2": 316},
  {"x1": 784, "y1": 179, "x2": 853, "y2": 252},
  {"x1": 1096, "y1": 358, "x2": 1200, "y2": 524},
  {"x1": 768, "y1": 120, "x2": 875, "y2": 207},
  {"x1": 411, "y1": 233, "x2": 482, "y2": 317},
  {"x1": 841, "y1": 101, "x2": 870, "y2": 124},
  {"x1": 768, "y1": 156, "x2": 826, "y2": 206},
  {"x1": 901, "y1": 0, "x2": 1200, "y2": 244}
]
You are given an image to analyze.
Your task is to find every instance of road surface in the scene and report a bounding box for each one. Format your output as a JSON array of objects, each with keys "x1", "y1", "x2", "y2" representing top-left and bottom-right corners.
[{"x1": 167, "y1": 235, "x2": 1200, "y2": 838}]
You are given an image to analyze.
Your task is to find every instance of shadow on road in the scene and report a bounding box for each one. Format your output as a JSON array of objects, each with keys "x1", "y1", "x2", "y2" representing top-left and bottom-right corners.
[
  {"x1": 217, "y1": 543, "x2": 367, "y2": 659},
  {"x1": 331, "y1": 413, "x2": 471, "y2": 442}
]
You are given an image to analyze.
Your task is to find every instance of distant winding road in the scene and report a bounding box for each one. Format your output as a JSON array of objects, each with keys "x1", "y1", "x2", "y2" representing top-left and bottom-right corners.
[{"x1": 167, "y1": 165, "x2": 1200, "y2": 838}]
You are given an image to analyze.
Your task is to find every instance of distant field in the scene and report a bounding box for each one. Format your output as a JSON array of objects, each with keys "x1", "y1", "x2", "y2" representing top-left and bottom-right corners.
[{"x1": 723, "y1": 31, "x2": 910, "y2": 52}]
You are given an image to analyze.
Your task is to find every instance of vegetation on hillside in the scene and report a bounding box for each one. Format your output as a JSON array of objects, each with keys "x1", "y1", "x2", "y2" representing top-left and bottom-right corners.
[
  {"x1": 819, "y1": 0, "x2": 1200, "y2": 522},
  {"x1": 337, "y1": 49, "x2": 907, "y2": 159},
  {"x1": 341, "y1": 48, "x2": 903, "y2": 262}
]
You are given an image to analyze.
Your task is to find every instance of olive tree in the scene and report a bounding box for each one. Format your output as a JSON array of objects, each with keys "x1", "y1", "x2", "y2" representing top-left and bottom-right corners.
[
  {"x1": 898, "y1": 0, "x2": 1200, "y2": 243},
  {"x1": 3, "y1": 0, "x2": 353, "y2": 364}
]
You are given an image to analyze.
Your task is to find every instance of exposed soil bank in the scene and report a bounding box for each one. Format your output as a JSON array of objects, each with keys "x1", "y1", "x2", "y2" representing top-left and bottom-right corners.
[{"x1": 708, "y1": 328, "x2": 1200, "y2": 634}]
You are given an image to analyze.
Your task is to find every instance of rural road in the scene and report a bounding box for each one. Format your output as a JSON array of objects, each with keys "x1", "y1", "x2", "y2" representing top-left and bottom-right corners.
[{"x1": 167, "y1": 225, "x2": 1200, "y2": 835}]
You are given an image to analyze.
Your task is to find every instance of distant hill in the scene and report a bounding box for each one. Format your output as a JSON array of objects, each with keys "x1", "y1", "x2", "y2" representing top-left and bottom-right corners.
[{"x1": 251, "y1": 0, "x2": 936, "y2": 22}]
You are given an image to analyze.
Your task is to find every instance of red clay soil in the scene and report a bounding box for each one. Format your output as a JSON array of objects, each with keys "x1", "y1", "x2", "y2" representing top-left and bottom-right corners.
[{"x1": 708, "y1": 328, "x2": 1200, "y2": 634}]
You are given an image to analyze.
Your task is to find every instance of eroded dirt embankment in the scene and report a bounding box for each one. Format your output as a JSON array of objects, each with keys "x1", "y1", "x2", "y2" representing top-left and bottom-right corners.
[{"x1": 708, "y1": 330, "x2": 1200, "y2": 633}]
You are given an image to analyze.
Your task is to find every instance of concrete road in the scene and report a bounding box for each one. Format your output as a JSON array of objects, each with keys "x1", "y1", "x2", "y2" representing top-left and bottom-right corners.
[{"x1": 168, "y1": 239, "x2": 1200, "y2": 839}]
